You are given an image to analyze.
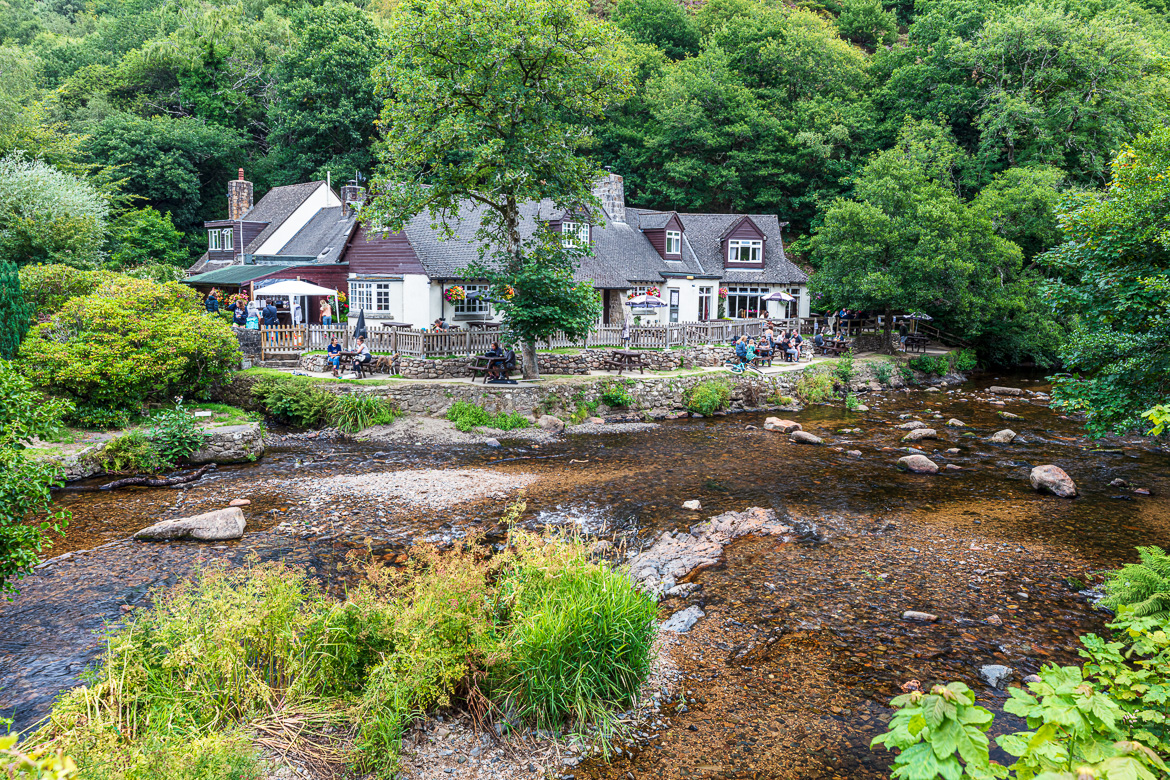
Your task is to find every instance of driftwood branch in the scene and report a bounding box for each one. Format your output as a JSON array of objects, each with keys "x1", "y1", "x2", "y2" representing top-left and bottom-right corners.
[{"x1": 99, "y1": 463, "x2": 216, "y2": 491}]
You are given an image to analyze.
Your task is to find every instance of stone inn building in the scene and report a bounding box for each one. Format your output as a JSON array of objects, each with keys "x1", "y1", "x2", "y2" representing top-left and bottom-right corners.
[{"x1": 185, "y1": 171, "x2": 809, "y2": 328}]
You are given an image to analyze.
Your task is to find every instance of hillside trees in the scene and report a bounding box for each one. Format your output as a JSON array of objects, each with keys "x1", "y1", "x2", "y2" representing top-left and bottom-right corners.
[{"x1": 0, "y1": 154, "x2": 108, "y2": 268}]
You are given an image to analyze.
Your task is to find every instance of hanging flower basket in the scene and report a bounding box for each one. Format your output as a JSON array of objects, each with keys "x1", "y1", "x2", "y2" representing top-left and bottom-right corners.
[
  {"x1": 718, "y1": 287, "x2": 728, "y2": 299},
  {"x1": 444, "y1": 285, "x2": 466, "y2": 303}
]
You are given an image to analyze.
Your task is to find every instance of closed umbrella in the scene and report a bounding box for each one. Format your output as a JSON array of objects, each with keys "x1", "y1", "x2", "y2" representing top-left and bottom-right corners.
[{"x1": 353, "y1": 309, "x2": 368, "y2": 339}]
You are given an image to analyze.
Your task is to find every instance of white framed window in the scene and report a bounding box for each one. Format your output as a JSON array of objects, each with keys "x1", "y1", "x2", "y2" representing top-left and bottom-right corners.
[
  {"x1": 786, "y1": 287, "x2": 801, "y2": 319},
  {"x1": 454, "y1": 284, "x2": 490, "y2": 315},
  {"x1": 561, "y1": 221, "x2": 590, "y2": 248},
  {"x1": 728, "y1": 239, "x2": 762, "y2": 263},
  {"x1": 350, "y1": 281, "x2": 393, "y2": 313},
  {"x1": 208, "y1": 230, "x2": 220, "y2": 250},
  {"x1": 727, "y1": 286, "x2": 766, "y2": 319},
  {"x1": 221, "y1": 228, "x2": 233, "y2": 251},
  {"x1": 698, "y1": 286, "x2": 712, "y2": 321},
  {"x1": 665, "y1": 230, "x2": 681, "y2": 256}
]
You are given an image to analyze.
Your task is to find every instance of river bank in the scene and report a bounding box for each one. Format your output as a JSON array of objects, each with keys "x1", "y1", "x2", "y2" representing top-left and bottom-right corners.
[{"x1": 5, "y1": 373, "x2": 1169, "y2": 779}]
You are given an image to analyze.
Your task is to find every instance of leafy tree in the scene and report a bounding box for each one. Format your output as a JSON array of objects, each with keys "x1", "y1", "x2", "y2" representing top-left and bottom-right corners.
[
  {"x1": 809, "y1": 142, "x2": 1022, "y2": 354},
  {"x1": 367, "y1": 0, "x2": 633, "y2": 379},
  {"x1": 1040, "y1": 127, "x2": 1170, "y2": 435},
  {"x1": 611, "y1": 0, "x2": 700, "y2": 61},
  {"x1": 835, "y1": 0, "x2": 897, "y2": 49},
  {"x1": 0, "y1": 359, "x2": 73, "y2": 597},
  {"x1": 973, "y1": 165, "x2": 1065, "y2": 260},
  {"x1": 106, "y1": 207, "x2": 188, "y2": 270},
  {"x1": 0, "y1": 262, "x2": 33, "y2": 360},
  {"x1": 267, "y1": 0, "x2": 384, "y2": 185},
  {"x1": 0, "y1": 153, "x2": 109, "y2": 268},
  {"x1": 80, "y1": 113, "x2": 246, "y2": 239}
]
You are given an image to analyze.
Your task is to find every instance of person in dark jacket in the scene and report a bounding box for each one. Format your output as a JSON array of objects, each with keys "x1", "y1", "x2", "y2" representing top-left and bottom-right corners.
[
  {"x1": 205, "y1": 292, "x2": 220, "y2": 313},
  {"x1": 262, "y1": 301, "x2": 279, "y2": 327},
  {"x1": 228, "y1": 300, "x2": 247, "y2": 326}
]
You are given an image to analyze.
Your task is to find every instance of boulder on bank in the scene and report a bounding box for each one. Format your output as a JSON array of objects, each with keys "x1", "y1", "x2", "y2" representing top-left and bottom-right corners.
[
  {"x1": 661, "y1": 606, "x2": 705, "y2": 634},
  {"x1": 133, "y1": 507, "x2": 246, "y2": 541},
  {"x1": 537, "y1": 415, "x2": 565, "y2": 433},
  {"x1": 988, "y1": 429, "x2": 1017, "y2": 444},
  {"x1": 897, "y1": 454, "x2": 939, "y2": 474},
  {"x1": 989, "y1": 386, "x2": 1022, "y2": 396},
  {"x1": 902, "y1": 428, "x2": 938, "y2": 443},
  {"x1": 187, "y1": 423, "x2": 265, "y2": 465},
  {"x1": 1030, "y1": 465, "x2": 1077, "y2": 498},
  {"x1": 765, "y1": 418, "x2": 802, "y2": 433},
  {"x1": 790, "y1": 431, "x2": 824, "y2": 445}
]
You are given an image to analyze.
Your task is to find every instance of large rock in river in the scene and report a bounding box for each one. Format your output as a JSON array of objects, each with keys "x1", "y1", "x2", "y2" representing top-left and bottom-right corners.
[
  {"x1": 537, "y1": 415, "x2": 565, "y2": 433},
  {"x1": 988, "y1": 429, "x2": 1017, "y2": 444},
  {"x1": 1030, "y1": 465, "x2": 1077, "y2": 498},
  {"x1": 989, "y1": 386, "x2": 1023, "y2": 396},
  {"x1": 897, "y1": 454, "x2": 939, "y2": 474},
  {"x1": 790, "y1": 430, "x2": 824, "y2": 445},
  {"x1": 896, "y1": 421, "x2": 927, "y2": 430},
  {"x1": 765, "y1": 418, "x2": 801, "y2": 433},
  {"x1": 134, "y1": 507, "x2": 246, "y2": 541},
  {"x1": 902, "y1": 428, "x2": 938, "y2": 443}
]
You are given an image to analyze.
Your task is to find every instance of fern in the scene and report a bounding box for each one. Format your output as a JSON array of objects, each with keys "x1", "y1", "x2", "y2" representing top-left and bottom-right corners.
[{"x1": 1101, "y1": 546, "x2": 1170, "y2": 619}]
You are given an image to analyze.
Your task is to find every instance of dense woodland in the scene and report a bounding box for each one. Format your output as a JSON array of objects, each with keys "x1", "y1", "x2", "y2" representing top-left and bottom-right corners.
[{"x1": 1, "y1": 0, "x2": 1169, "y2": 428}]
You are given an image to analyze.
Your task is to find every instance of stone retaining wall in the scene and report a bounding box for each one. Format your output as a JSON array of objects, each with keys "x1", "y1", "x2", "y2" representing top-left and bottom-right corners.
[{"x1": 298, "y1": 345, "x2": 732, "y2": 379}]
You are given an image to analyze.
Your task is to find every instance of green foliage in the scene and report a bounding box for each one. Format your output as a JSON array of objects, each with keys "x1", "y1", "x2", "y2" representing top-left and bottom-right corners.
[
  {"x1": 250, "y1": 375, "x2": 336, "y2": 428},
  {"x1": 833, "y1": 350, "x2": 856, "y2": 384},
  {"x1": 0, "y1": 359, "x2": 70, "y2": 596},
  {"x1": 950, "y1": 348, "x2": 978, "y2": 372},
  {"x1": 845, "y1": 392, "x2": 861, "y2": 411},
  {"x1": 0, "y1": 732, "x2": 77, "y2": 779},
  {"x1": 599, "y1": 379, "x2": 637, "y2": 408},
  {"x1": 148, "y1": 401, "x2": 207, "y2": 465},
  {"x1": 910, "y1": 355, "x2": 950, "y2": 376},
  {"x1": 367, "y1": 0, "x2": 631, "y2": 378},
  {"x1": 17, "y1": 264, "x2": 111, "y2": 317},
  {"x1": 0, "y1": 261, "x2": 32, "y2": 360},
  {"x1": 1042, "y1": 127, "x2": 1170, "y2": 436},
  {"x1": 1100, "y1": 546, "x2": 1170, "y2": 621},
  {"x1": 795, "y1": 368, "x2": 835, "y2": 404},
  {"x1": 611, "y1": 0, "x2": 700, "y2": 60},
  {"x1": 835, "y1": 0, "x2": 897, "y2": 48},
  {"x1": 973, "y1": 166, "x2": 1065, "y2": 261},
  {"x1": 445, "y1": 401, "x2": 531, "y2": 433},
  {"x1": 66, "y1": 404, "x2": 130, "y2": 431},
  {"x1": 1144, "y1": 405, "x2": 1170, "y2": 437},
  {"x1": 20, "y1": 276, "x2": 240, "y2": 413},
  {"x1": 330, "y1": 393, "x2": 400, "y2": 434},
  {"x1": 94, "y1": 429, "x2": 165, "y2": 474},
  {"x1": 0, "y1": 153, "x2": 108, "y2": 269},
  {"x1": 872, "y1": 682, "x2": 1000, "y2": 780},
  {"x1": 683, "y1": 378, "x2": 731, "y2": 415},
  {"x1": 106, "y1": 207, "x2": 187, "y2": 271},
  {"x1": 267, "y1": 0, "x2": 384, "y2": 185},
  {"x1": 874, "y1": 360, "x2": 894, "y2": 386}
]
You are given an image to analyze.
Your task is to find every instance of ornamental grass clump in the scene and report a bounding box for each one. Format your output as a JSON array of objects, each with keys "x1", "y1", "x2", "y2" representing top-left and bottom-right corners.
[{"x1": 330, "y1": 393, "x2": 400, "y2": 433}]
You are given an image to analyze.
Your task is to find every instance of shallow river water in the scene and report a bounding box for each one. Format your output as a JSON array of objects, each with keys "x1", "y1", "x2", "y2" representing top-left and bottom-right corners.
[{"x1": 3, "y1": 373, "x2": 1170, "y2": 780}]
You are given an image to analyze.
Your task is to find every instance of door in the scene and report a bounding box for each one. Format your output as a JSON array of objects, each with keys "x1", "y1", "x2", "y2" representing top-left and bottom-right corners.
[
  {"x1": 669, "y1": 288, "x2": 680, "y2": 323},
  {"x1": 698, "y1": 287, "x2": 711, "y2": 321},
  {"x1": 603, "y1": 290, "x2": 611, "y2": 325}
]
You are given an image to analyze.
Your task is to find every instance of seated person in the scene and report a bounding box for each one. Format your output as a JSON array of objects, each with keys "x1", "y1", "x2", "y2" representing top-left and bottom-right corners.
[
  {"x1": 483, "y1": 341, "x2": 505, "y2": 379},
  {"x1": 778, "y1": 335, "x2": 791, "y2": 361},
  {"x1": 757, "y1": 331, "x2": 774, "y2": 363},
  {"x1": 745, "y1": 339, "x2": 758, "y2": 364},
  {"x1": 493, "y1": 348, "x2": 517, "y2": 381},
  {"x1": 432, "y1": 318, "x2": 448, "y2": 331},
  {"x1": 786, "y1": 338, "x2": 800, "y2": 362},
  {"x1": 351, "y1": 336, "x2": 372, "y2": 373},
  {"x1": 813, "y1": 332, "x2": 825, "y2": 348},
  {"x1": 326, "y1": 337, "x2": 342, "y2": 377},
  {"x1": 734, "y1": 336, "x2": 748, "y2": 362}
]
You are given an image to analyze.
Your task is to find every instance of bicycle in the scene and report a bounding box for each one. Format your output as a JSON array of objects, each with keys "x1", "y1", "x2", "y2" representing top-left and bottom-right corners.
[{"x1": 724, "y1": 358, "x2": 764, "y2": 376}]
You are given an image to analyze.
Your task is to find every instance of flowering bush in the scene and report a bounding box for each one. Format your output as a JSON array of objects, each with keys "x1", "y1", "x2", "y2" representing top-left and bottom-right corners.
[
  {"x1": 336, "y1": 290, "x2": 349, "y2": 319},
  {"x1": 444, "y1": 286, "x2": 466, "y2": 303},
  {"x1": 500, "y1": 285, "x2": 515, "y2": 300},
  {"x1": 20, "y1": 278, "x2": 241, "y2": 413},
  {"x1": 628, "y1": 286, "x2": 660, "y2": 300},
  {"x1": 718, "y1": 287, "x2": 728, "y2": 299},
  {"x1": 225, "y1": 292, "x2": 249, "y2": 308}
]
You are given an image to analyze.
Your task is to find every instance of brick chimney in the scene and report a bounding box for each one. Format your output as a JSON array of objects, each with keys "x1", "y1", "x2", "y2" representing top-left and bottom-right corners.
[
  {"x1": 227, "y1": 168, "x2": 253, "y2": 220},
  {"x1": 593, "y1": 171, "x2": 625, "y2": 224},
  {"x1": 340, "y1": 184, "x2": 366, "y2": 218}
]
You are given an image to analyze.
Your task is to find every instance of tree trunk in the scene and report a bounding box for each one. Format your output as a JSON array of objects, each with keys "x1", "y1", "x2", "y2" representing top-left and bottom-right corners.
[
  {"x1": 883, "y1": 306, "x2": 895, "y2": 355},
  {"x1": 521, "y1": 337, "x2": 538, "y2": 380}
]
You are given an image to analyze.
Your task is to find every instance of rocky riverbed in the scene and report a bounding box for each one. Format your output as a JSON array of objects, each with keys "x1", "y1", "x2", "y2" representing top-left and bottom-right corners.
[{"x1": 5, "y1": 373, "x2": 1170, "y2": 780}]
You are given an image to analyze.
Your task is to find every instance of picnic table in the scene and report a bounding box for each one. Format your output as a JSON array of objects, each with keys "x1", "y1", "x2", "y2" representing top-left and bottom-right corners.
[
  {"x1": 470, "y1": 353, "x2": 518, "y2": 383},
  {"x1": 904, "y1": 334, "x2": 929, "y2": 353},
  {"x1": 815, "y1": 340, "x2": 852, "y2": 357},
  {"x1": 465, "y1": 321, "x2": 496, "y2": 331},
  {"x1": 604, "y1": 349, "x2": 645, "y2": 375}
]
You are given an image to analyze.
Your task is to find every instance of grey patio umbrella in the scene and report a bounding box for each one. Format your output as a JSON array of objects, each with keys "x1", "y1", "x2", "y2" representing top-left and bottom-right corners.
[{"x1": 353, "y1": 309, "x2": 368, "y2": 339}]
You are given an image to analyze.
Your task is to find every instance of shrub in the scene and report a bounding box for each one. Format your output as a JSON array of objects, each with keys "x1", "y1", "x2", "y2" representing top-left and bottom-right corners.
[
  {"x1": 67, "y1": 404, "x2": 131, "y2": 431},
  {"x1": 0, "y1": 153, "x2": 108, "y2": 269},
  {"x1": 683, "y1": 378, "x2": 731, "y2": 415},
  {"x1": 795, "y1": 368, "x2": 834, "y2": 404},
  {"x1": 874, "y1": 360, "x2": 893, "y2": 386},
  {"x1": 1100, "y1": 545, "x2": 1170, "y2": 620},
  {"x1": 0, "y1": 360, "x2": 71, "y2": 596},
  {"x1": 909, "y1": 354, "x2": 949, "y2": 376},
  {"x1": 845, "y1": 393, "x2": 861, "y2": 411},
  {"x1": 833, "y1": 351, "x2": 856, "y2": 385},
  {"x1": 331, "y1": 393, "x2": 400, "y2": 433},
  {"x1": 446, "y1": 401, "x2": 531, "y2": 432},
  {"x1": 0, "y1": 261, "x2": 33, "y2": 360},
  {"x1": 251, "y1": 375, "x2": 336, "y2": 428},
  {"x1": 599, "y1": 380, "x2": 636, "y2": 408},
  {"x1": 148, "y1": 401, "x2": 207, "y2": 465},
  {"x1": 18, "y1": 264, "x2": 111, "y2": 318},
  {"x1": 20, "y1": 277, "x2": 241, "y2": 413},
  {"x1": 950, "y1": 348, "x2": 978, "y2": 372},
  {"x1": 95, "y1": 430, "x2": 166, "y2": 474}
]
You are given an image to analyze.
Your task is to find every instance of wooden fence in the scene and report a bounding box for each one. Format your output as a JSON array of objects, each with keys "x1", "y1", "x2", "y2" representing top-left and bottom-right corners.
[{"x1": 258, "y1": 318, "x2": 805, "y2": 360}]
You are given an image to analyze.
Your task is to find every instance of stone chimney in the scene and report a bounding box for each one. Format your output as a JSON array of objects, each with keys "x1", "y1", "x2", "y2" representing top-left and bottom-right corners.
[
  {"x1": 227, "y1": 168, "x2": 253, "y2": 220},
  {"x1": 340, "y1": 184, "x2": 366, "y2": 218},
  {"x1": 593, "y1": 171, "x2": 625, "y2": 224}
]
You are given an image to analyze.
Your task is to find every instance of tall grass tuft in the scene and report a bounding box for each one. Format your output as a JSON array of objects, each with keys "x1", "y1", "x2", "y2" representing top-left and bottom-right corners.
[
  {"x1": 445, "y1": 400, "x2": 531, "y2": 432},
  {"x1": 330, "y1": 393, "x2": 400, "y2": 433}
]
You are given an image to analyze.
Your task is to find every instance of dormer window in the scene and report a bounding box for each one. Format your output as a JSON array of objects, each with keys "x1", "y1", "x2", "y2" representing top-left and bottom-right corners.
[
  {"x1": 561, "y1": 221, "x2": 590, "y2": 248},
  {"x1": 728, "y1": 238, "x2": 762, "y2": 263},
  {"x1": 665, "y1": 230, "x2": 681, "y2": 256},
  {"x1": 208, "y1": 230, "x2": 220, "y2": 250},
  {"x1": 221, "y1": 229, "x2": 233, "y2": 251}
]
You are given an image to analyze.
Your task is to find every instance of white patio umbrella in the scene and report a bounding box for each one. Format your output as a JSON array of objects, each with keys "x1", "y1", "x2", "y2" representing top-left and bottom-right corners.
[
  {"x1": 625, "y1": 294, "x2": 668, "y2": 308},
  {"x1": 763, "y1": 291, "x2": 796, "y2": 302}
]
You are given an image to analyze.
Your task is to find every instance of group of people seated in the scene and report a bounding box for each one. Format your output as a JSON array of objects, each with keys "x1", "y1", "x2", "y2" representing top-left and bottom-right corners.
[
  {"x1": 733, "y1": 327, "x2": 804, "y2": 366},
  {"x1": 481, "y1": 341, "x2": 517, "y2": 381},
  {"x1": 325, "y1": 336, "x2": 372, "y2": 377},
  {"x1": 812, "y1": 328, "x2": 850, "y2": 351}
]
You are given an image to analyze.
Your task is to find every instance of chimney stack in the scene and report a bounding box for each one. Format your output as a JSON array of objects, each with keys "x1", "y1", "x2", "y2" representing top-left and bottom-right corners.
[
  {"x1": 227, "y1": 169, "x2": 253, "y2": 221},
  {"x1": 340, "y1": 184, "x2": 366, "y2": 218},
  {"x1": 593, "y1": 171, "x2": 625, "y2": 224}
]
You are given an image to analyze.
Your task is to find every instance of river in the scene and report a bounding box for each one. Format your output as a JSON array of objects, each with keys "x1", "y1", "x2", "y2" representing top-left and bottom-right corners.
[{"x1": 3, "y1": 373, "x2": 1168, "y2": 780}]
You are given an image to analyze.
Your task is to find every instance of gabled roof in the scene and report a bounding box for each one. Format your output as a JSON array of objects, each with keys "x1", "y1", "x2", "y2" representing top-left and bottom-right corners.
[
  {"x1": 636, "y1": 211, "x2": 679, "y2": 230},
  {"x1": 242, "y1": 181, "x2": 328, "y2": 254},
  {"x1": 275, "y1": 207, "x2": 356, "y2": 264},
  {"x1": 675, "y1": 213, "x2": 807, "y2": 285},
  {"x1": 717, "y1": 215, "x2": 764, "y2": 241}
]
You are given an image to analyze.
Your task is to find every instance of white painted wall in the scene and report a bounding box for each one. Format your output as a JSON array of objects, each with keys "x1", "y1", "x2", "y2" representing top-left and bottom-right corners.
[
  {"x1": 403, "y1": 275, "x2": 432, "y2": 327},
  {"x1": 254, "y1": 183, "x2": 341, "y2": 255}
]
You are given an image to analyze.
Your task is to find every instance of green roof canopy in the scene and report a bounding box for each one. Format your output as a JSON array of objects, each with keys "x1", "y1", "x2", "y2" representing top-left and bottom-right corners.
[{"x1": 182, "y1": 265, "x2": 288, "y2": 285}]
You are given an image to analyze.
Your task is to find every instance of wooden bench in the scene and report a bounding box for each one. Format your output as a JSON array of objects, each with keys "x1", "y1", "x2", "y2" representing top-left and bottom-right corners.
[
  {"x1": 904, "y1": 335, "x2": 929, "y2": 353},
  {"x1": 814, "y1": 341, "x2": 852, "y2": 357},
  {"x1": 470, "y1": 354, "x2": 521, "y2": 383}
]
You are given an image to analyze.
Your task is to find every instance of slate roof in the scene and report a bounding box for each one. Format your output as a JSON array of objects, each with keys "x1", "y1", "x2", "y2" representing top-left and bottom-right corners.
[
  {"x1": 274, "y1": 207, "x2": 356, "y2": 264},
  {"x1": 187, "y1": 181, "x2": 327, "y2": 273},
  {"x1": 674, "y1": 212, "x2": 808, "y2": 285},
  {"x1": 635, "y1": 211, "x2": 677, "y2": 230}
]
